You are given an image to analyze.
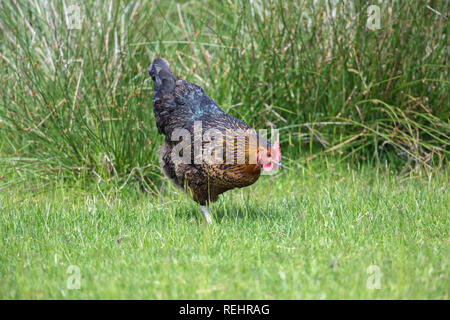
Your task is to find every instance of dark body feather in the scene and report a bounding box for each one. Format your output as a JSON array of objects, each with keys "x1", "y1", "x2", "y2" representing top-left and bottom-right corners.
[{"x1": 149, "y1": 58, "x2": 263, "y2": 205}]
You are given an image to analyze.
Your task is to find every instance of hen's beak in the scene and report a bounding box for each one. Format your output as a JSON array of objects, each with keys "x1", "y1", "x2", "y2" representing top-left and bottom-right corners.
[{"x1": 273, "y1": 161, "x2": 283, "y2": 169}]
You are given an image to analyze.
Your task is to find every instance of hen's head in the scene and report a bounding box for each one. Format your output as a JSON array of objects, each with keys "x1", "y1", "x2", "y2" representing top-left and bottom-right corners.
[{"x1": 257, "y1": 141, "x2": 282, "y2": 172}]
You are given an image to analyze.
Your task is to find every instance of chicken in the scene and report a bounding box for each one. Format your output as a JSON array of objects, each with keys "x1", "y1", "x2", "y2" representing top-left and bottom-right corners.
[{"x1": 148, "y1": 58, "x2": 281, "y2": 223}]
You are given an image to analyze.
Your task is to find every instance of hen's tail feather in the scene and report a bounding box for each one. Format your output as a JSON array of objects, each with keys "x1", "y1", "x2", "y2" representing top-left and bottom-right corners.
[{"x1": 148, "y1": 58, "x2": 176, "y2": 92}]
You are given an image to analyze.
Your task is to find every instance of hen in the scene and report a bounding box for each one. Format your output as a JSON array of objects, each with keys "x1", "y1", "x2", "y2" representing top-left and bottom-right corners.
[{"x1": 148, "y1": 58, "x2": 281, "y2": 223}]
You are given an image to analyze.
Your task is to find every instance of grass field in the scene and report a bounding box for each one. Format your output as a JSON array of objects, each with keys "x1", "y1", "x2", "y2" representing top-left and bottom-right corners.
[
  {"x1": 1, "y1": 162, "x2": 448, "y2": 299},
  {"x1": 0, "y1": 0, "x2": 448, "y2": 300}
]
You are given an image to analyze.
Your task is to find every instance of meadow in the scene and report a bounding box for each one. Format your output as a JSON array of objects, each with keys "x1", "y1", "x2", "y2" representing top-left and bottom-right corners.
[{"x1": 0, "y1": 0, "x2": 448, "y2": 299}]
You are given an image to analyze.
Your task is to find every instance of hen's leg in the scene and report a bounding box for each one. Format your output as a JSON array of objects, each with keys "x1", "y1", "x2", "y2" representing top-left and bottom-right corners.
[{"x1": 200, "y1": 205, "x2": 212, "y2": 224}]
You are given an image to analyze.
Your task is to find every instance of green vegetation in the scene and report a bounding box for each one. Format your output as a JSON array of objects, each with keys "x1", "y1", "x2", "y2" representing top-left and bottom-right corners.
[
  {"x1": 0, "y1": 0, "x2": 448, "y2": 299},
  {"x1": 0, "y1": 0, "x2": 448, "y2": 188},
  {"x1": 1, "y1": 164, "x2": 448, "y2": 299}
]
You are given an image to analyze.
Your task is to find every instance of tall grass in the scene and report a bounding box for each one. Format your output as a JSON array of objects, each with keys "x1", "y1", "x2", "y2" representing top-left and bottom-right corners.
[{"x1": 0, "y1": 0, "x2": 448, "y2": 189}]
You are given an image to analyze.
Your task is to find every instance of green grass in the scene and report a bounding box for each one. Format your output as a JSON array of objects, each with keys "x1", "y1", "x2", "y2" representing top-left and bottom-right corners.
[
  {"x1": 0, "y1": 0, "x2": 448, "y2": 300},
  {"x1": 1, "y1": 163, "x2": 448, "y2": 299},
  {"x1": 0, "y1": 0, "x2": 448, "y2": 188}
]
